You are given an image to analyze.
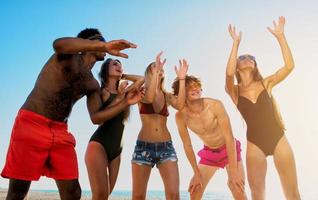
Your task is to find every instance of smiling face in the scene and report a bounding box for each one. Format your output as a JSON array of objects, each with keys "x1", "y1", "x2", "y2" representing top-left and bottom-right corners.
[{"x1": 108, "y1": 59, "x2": 123, "y2": 78}]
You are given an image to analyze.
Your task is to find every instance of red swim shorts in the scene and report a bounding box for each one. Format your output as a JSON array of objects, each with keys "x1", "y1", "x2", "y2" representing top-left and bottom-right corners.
[
  {"x1": 198, "y1": 140, "x2": 242, "y2": 168},
  {"x1": 1, "y1": 109, "x2": 78, "y2": 181}
]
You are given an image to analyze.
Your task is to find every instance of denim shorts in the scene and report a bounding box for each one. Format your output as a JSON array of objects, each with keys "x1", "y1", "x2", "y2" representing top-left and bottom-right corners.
[{"x1": 131, "y1": 140, "x2": 178, "y2": 168}]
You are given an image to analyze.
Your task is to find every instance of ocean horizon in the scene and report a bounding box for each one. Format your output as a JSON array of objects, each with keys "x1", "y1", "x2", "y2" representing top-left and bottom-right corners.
[{"x1": 32, "y1": 189, "x2": 232, "y2": 200}]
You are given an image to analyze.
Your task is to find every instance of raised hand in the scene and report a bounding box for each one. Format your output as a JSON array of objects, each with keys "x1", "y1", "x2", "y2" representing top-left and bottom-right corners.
[
  {"x1": 126, "y1": 87, "x2": 144, "y2": 105},
  {"x1": 104, "y1": 39, "x2": 137, "y2": 58},
  {"x1": 267, "y1": 16, "x2": 285, "y2": 39},
  {"x1": 228, "y1": 24, "x2": 242, "y2": 43},
  {"x1": 151, "y1": 51, "x2": 166, "y2": 74},
  {"x1": 174, "y1": 59, "x2": 189, "y2": 79}
]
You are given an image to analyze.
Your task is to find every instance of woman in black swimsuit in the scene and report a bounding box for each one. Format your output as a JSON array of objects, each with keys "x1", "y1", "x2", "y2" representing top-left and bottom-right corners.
[
  {"x1": 85, "y1": 58, "x2": 144, "y2": 200},
  {"x1": 225, "y1": 17, "x2": 300, "y2": 199}
]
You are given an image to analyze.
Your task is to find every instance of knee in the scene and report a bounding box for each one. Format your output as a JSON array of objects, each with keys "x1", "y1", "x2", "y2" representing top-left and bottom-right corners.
[{"x1": 227, "y1": 183, "x2": 246, "y2": 200}]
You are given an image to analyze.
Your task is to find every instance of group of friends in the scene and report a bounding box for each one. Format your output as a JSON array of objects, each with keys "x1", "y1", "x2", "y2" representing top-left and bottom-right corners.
[{"x1": 1, "y1": 16, "x2": 301, "y2": 200}]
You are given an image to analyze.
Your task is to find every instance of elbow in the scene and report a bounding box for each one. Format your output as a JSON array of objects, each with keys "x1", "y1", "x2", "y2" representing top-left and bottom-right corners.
[
  {"x1": 289, "y1": 63, "x2": 295, "y2": 71},
  {"x1": 176, "y1": 102, "x2": 185, "y2": 110},
  {"x1": 53, "y1": 38, "x2": 65, "y2": 53},
  {"x1": 90, "y1": 115, "x2": 102, "y2": 125}
]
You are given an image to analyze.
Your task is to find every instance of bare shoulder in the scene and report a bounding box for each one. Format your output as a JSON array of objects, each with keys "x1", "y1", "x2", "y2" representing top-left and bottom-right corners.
[
  {"x1": 203, "y1": 98, "x2": 225, "y2": 112},
  {"x1": 203, "y1": 97, "x2": 222, "y2": 106}
]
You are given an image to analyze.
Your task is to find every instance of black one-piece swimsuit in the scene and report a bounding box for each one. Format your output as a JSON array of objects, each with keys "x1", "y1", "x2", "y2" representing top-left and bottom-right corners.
[
  {"x1": 237, "y1": 84, "x2": 284, "y2": 156},
  {"x1": 90, "y1": 93, "x2": 125, "y2": 162}
]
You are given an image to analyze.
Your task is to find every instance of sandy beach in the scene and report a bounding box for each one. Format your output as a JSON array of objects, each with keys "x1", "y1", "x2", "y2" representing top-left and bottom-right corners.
[{"x1": 0, "y1": 188, "x2": 133, "y2": 200}]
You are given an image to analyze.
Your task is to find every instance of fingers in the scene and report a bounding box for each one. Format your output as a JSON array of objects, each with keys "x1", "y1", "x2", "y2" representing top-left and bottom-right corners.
[
  {"x1": 110, "y1": 50, "x2": 129, "y2": 58},
  {"x1": 279, "y1": 16, "x2": 285, "y2": 25},
  {"x1": 118, "y1": 39, "x2": 137, "y2": 48},
  {"x1": 183, "y1": 59, "x2": 189, "y2": 68},
  {"x1": 267, "y1": 26, "x2": 274, "y2": 35},
  {"x1": 156, "y1": 51, "x2": 163, "y2": 63}
]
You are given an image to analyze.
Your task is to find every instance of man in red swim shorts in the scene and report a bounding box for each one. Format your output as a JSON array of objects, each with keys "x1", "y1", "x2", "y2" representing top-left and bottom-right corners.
[
  {"x1": 173, "y1": 75, "x2": 247, "y2": 200},
  {"x1": 1, "y1": 29, "x2": 140, "y2": 200}
]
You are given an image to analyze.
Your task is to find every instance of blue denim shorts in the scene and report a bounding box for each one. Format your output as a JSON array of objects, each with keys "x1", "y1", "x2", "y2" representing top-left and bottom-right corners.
[{"x1": 131, "y1": 140, "x2": 178, "y2": 168}]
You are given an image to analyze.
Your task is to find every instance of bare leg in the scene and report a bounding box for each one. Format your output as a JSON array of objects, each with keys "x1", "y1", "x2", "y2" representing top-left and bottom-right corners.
[
  {"x1": 246, "y1": 141, "x2": 267, "y2": 200},
  {"x1": 273, "y1": 136, "x2": 301, "y2": 200},
  {"x1": 132, "y1": 163, "x2": 152, "y2": 200},
  {"x1": 108, "y1": 155, "x2": 121, "y2": 193},
  {"x1": 55, "y1": 179, "x2": 81, "y2": 200},
  {"x1": 190, "y1": 164, "x2": 218, "y2": 200},
  {"x1": 225, "y1": 161, "x2": 248, "y2": 200},
  {"x1": 157, "y1": 161, "x2": 180, "y2": 200},
  {"x1": 85, "y1": 141, "x2": 109, "y2": 200},
  {"x1": 6, "y1": 179, "x2": 31, "y2": 200}
]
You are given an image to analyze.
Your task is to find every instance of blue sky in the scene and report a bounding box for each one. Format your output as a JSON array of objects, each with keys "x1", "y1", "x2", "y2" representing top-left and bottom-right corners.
[{"x1": 1, "y1": 1, "x2": 318, "y2": 199}]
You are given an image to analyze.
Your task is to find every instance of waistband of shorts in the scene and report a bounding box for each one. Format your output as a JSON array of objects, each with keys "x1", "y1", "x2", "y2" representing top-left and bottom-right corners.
[
  {"x1": 18, "y1": 109, "x2": 68, "y2": 128},
  {"x1": 203, "y1": 139, "x2": 240, "y2": 151},
  {"x1": 136, "y1": 140, "x2": 173, "y2": 148}
]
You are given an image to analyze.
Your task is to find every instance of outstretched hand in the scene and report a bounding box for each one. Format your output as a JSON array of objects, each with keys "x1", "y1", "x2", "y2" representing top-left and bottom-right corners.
[
  {"x1": 267, "y1": 16, "x2": 285, "y2": 39},
  {"x1": 151, "y1": 51, "x2": 166, "y2": 74},
  {"x1": 174, "y1": 59, "x2": 189, "y2": 79},
  {"x1": 228, "y1": 24, "x2": 242, "y2": 43},
  {"x1": 104, "y1": 39, "x2": 137, "y2": 58}
]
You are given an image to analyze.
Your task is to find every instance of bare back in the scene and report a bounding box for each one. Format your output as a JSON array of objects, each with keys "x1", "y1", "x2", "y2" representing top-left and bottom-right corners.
[
  {"x1": 181, "y1": 98, "x2": 225, "y2": 148},
  {"x1": 22, "y1": 53, "x2": 99, "y2": 122}
]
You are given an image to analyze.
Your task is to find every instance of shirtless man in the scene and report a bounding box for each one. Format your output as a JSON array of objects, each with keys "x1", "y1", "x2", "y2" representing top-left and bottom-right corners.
[
  {"x1": 1, "y1": 28, "x2": 141, "y2": 200},
  {"x1": 173, "y1": 75, "x2": 247, "y2": 200}
]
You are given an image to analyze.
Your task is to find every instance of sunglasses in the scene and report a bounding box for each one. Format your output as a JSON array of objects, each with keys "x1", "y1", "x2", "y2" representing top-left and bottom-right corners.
[{"x1": 238, "y1": 55, "x2": 255, "y2": 61}]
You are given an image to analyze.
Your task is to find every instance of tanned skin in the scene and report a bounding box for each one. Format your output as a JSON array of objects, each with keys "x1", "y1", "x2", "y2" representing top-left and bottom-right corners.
[{"x1": 7, "y1": 36, "x2": 138, "y2": 200}]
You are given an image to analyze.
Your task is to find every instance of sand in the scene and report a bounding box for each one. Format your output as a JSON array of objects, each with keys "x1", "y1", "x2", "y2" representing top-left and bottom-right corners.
[{"x1": 0, "y1": 188, "x2": 131, "y2": 200}]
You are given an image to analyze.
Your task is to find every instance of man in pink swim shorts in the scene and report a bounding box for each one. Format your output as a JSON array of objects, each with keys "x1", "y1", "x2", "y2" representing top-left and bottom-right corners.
[{"x1": 173, "y1": 75, "x2": 247, "y2": 200}]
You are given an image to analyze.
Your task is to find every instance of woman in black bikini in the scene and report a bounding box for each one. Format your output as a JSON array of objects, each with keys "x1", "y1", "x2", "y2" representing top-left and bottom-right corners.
[
  {"x1": 85, "y1": 58, "x2": 144, "y2": 200},
  {"x1": 225, "y1": 17, "x2": 300, "y2": 200}
]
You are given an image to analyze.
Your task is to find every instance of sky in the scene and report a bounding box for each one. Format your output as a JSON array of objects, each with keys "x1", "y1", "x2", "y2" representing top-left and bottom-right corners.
[{"x1": 0, "y1": 0, "x2": 318, "y2": 199}]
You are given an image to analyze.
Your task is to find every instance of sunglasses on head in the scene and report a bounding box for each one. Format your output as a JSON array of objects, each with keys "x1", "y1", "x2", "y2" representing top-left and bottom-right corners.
[{"x1": 238, "y1": 55, "x2": 255, "y2": 61}]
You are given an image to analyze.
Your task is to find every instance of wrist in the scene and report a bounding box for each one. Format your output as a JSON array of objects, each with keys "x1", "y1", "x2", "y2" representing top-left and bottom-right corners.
[
  {"x1": 233, "y1": 41, "x2": 240, "y2": 47},
  {"x1": 178, "y1": 76, "x2": 186, "y2": 80},
  {"x1": 276, "y1": 34, "x2": 286, "y2": 41}
]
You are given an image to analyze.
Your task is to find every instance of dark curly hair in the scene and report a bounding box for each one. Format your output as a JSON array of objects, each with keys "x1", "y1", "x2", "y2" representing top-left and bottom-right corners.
[{"x1": 77, "y1": 28, "x2": 103, "y2": 40}]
